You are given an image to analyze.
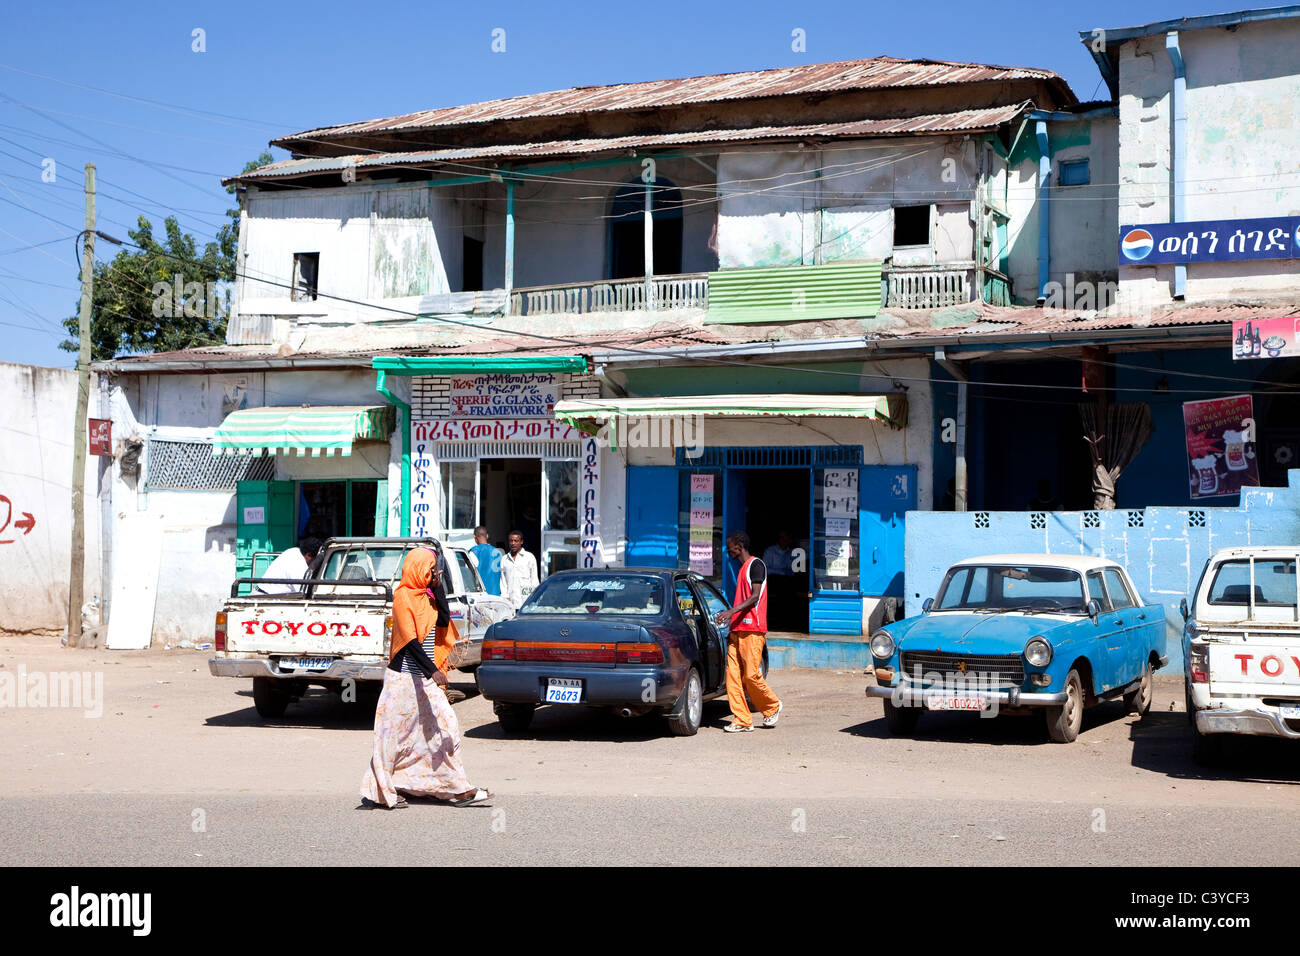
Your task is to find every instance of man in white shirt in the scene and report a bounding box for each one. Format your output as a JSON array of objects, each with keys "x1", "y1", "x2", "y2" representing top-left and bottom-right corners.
[
  {"x1": 499, "y1": 530, "x2": 540, "y2": 609},
  {"x1": 256, "y1": 537, "x2": 321, "y2": 594}
]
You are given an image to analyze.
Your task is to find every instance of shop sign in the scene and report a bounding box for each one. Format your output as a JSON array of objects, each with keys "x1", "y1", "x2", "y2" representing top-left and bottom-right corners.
[
  {"x1": 1119, "y1": 216, "x2": 1300, "y2": 265},
  {"x1": 579, "y1": 436, "x2": 602, "y2": 568},
  {"x1": 1231, "y1": 317, "x2": 1299, "y2": 360},
  {"x1": 88, "y1": 418, "x2": 112, "y2": 457},
  {"x1": 414, "y1": 419, "x2": 578, "y2": 442},
  {"x1": 1182, "y1": 394, "x2": 1259, "y2": 498},
  {"x1": 448, "y1": 374, "x2": 558, "y2": 418},
  {"x1": 688, "y1": 474, "x2": 714, "y2": 576}
]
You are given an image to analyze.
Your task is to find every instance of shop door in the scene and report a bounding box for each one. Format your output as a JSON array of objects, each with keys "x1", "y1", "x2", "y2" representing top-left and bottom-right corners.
[
  {"x1": 722, "y1": 469, "x2": 748, "y2": 601},
  {"x1": 235, "y1": 480, "x2": 295, "y2": 595},
  {"x1": 859, "y1": 465, "x2": 917, "y2": 598}
]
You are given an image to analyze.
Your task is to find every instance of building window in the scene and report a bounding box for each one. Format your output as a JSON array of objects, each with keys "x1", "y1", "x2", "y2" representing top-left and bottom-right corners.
[
  {"x1": 1059, "y1": 160, "x2": 1090, "y2": 187},
  {"x1": 608, "y1": 178, "x2": 683, "y2": 279},
  {"x1": 892, "y1": 205, "x2": 931, "y2": 247},
  {"x1": 440, "y1": 461, "x2": 477, "y2": 530},
  {"x1": 292, "y1": 252, "x2": 319, "y2": 301},
  {"x1": 462, "y1": 237, "x2": 484, "y2": 292}
]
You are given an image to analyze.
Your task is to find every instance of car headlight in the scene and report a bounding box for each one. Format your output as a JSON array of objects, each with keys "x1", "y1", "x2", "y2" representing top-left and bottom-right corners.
[
  {"x1": 870, "y1": 630, "x2": 896, "y2": 660},
  {"x1": 1024, "y1": 637, "x2": 1053, "y2": 668}
]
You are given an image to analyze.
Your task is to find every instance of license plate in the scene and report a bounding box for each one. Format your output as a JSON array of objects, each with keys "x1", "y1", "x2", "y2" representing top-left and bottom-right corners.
[
  {"x1": 1281, "y1": 704, "x2": 1300, "y2": 719},
  {"x1": 545, "y1": 678, "x2": 583, "y2": 704},
  {"x1": 279, "y1": 656, "x2": 332, "y2": 672},
  {"x1": 925, "y1": 695, "x2": 985, "y2": 711}
]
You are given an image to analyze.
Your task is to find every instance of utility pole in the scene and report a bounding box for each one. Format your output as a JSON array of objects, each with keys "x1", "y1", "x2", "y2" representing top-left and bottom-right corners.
[{"x1": 67, "y1": 163, "x2": 96, "y2": 648}]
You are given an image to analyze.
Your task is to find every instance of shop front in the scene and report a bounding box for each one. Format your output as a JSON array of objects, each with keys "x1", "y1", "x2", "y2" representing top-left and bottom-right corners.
[
  {"x1": 212, "y1": 404, "x2": 398, "y2": 585},
  {"x1": 558, "y1": 394, "x2": 916, "y2": 636}
]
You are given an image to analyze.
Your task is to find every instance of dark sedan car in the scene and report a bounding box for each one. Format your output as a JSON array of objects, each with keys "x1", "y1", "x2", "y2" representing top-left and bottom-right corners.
[{"x1": 476, "y1": 568, "x2": 763, "y2": 736}]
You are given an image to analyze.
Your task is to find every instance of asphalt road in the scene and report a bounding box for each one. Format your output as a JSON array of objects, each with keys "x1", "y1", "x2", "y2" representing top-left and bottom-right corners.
[{"x1": 2, "y1": 636, "x2": 1298, "y2": 866}]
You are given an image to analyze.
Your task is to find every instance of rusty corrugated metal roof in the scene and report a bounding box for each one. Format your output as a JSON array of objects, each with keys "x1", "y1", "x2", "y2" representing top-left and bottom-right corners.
[
  {"x1": 231, "y1": 104, "x2": 1032, "y2": 184},
  {"x1": 272, "y1": 56, "x2": 1070, "y2": 147}
]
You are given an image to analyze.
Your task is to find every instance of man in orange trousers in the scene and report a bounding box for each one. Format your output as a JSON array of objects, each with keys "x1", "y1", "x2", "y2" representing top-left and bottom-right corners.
[{"x1": 712, "y1": 530, "x2": 783, "y2": 733}]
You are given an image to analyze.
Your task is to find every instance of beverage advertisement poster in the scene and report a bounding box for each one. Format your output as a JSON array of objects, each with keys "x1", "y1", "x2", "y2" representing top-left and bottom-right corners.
[
  {"x1": 1231, "y1": 317, "x2": 1299, "y2": 360},
  {"x1": 1183, "y1": 395, "x2": 1259, "y2": 498}
]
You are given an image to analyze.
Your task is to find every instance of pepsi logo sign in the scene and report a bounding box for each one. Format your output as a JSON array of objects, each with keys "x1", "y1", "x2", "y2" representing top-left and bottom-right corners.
[{"x1": 1121, "y1": 228, "x2": 1154, "y2": 261}]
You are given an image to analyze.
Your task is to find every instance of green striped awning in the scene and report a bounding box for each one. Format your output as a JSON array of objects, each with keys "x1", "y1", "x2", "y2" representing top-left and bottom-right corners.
[
  {"x1": 212, "y1": 405, "x2": 397, "y2": 457},
  {"x1": 554, "y1": 393, "x2": 907, "y2": 429}
]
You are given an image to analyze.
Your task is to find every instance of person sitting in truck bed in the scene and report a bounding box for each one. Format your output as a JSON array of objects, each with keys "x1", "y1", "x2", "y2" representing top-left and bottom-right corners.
[{"x1": 256, "y1": 537, "x2": 322, "y2": 595}]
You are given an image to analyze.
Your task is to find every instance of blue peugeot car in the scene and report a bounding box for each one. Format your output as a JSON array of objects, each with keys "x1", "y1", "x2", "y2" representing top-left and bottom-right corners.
[
  {"x1": 865, "y1": 554, "x2": 1168, "y2": 742},
  {"x1": 476, "y1": 568, "x2": 765, "y2": 737}
]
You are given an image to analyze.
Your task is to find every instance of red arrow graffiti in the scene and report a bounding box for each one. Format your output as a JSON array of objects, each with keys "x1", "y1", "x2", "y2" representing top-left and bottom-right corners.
[{"x1": 14, "y1": 513, "x2": 34, "y2": 535}]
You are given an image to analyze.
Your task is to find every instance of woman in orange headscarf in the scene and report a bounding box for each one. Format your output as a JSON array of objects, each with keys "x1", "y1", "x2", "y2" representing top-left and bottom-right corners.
[{"x1": 359, "y1": 546, "x2": 491, "y2": 808}]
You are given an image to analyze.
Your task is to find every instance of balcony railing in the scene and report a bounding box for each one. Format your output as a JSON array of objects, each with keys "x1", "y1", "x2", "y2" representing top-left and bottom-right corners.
[
  {"x1": 509, "y1": 273, "x2": 709, "y2": 316},
  {"x1": 882, "y1": 262, "x2": 973, "y2": 309}
]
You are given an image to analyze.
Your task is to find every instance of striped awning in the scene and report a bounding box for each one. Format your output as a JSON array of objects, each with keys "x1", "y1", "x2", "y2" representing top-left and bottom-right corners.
[
  {"x1": 212, "y1": 405, "x2": 397, "y2": 457},
  {"x1": 554, "y1": 393, "x2": 907, "y2": 429}
]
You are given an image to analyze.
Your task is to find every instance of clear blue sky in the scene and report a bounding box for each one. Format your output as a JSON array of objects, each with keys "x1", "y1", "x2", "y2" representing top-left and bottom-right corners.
[{"x1": 0, "y1": 0, "x2": 1238, "y2": 368}]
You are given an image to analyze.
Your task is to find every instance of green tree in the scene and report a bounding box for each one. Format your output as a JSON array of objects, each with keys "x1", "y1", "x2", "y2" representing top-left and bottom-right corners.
[{"x1": 60, "y1": 151, "x2": 274, "y2": 361}]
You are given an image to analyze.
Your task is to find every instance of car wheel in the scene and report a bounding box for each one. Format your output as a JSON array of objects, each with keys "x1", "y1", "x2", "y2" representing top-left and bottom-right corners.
[
  {"x1": 667, "y1": 668, "x2": 703, "y2": 737},
  {"x1": 882, "y1": 697, "x2": 920, "y2": 735},
  {"x1": 252, "y1": 677, "x2": 290, "y2": 719},
  {"x1": 1123, "y1": 663, "x2": 1152, "y2": 716},
  {"x1": 494, "y1": 702, "x2": 534, "y2": 735},
  {"x1": 1045, "y1": 668, "x2": 1084, "y2": 743}
]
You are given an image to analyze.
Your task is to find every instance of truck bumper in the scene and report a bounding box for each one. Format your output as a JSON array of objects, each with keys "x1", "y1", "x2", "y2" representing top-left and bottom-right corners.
[
  {"x1": 866, "y1": 684, "x2": 1069, "y2": 707},
  {"x1": 208, "y1": 658, "x2": 387, "y2": 681},
  {"x1": 1195, "y1": 705, "x2": 1300, "y2": 739}
]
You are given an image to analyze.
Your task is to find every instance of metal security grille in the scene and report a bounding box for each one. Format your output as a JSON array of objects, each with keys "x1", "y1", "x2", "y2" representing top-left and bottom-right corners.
[
  {"x1": 146, "y1": 440, "x2": 274, "y2": 490},
  {"x1": 677, "y1": 445, "x2": 863, "y2": 468},
  {"x1": 433, "y1": 441, "x2": 582, "y2": 461}
]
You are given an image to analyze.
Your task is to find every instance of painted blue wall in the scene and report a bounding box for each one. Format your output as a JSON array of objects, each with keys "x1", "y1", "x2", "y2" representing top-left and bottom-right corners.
[{"x1": 904, "y1": 469, "x2": 1300, "y2": 671}]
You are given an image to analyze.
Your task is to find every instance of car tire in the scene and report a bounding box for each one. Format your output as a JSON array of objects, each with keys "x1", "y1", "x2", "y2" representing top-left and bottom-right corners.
[
  {"x1": 1045, "y1": 668, "x2": 1084, "y2": 743},
  {"x1": 882, "y1": 697, "x2": 920, "y2": 735},
  {"x1": 1123, "y1": 663, "x2": 1152, "y2": 716},
  {"x1": 494, "y1": 703, "x2": 534, "y2": 735},
  {"x1": 252, "y1": 677, "x2": 290, "y2": 719},
  {"x1": 667, "y1": 668, "x2": 703, "y2": 737}
]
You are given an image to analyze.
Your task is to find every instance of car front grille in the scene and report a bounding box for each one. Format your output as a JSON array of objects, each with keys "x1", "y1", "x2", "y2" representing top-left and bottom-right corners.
[{"x1": 900, "y1": 651, "x2": 1025, "y2": 687}]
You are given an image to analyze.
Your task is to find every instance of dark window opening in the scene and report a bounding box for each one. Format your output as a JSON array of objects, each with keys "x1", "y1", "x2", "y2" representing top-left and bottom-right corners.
[
  {"x1": 893, "y1": 205, "x2": 931, "y2": 247},
  {"x1": 292, "y1": 252, "x2": 319, "y2": 301},
  {"x1": 608, "y1": 179, "x2": 684, "y2": 279},
  {"x1": 462, "y1": 236, "x2": 484, "y2": 292}
]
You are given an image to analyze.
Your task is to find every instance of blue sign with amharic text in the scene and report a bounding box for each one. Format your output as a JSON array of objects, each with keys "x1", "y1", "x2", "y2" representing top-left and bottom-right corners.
[{"x1": 1119, "y1": 216, "x2": 1300, "y2": 265}]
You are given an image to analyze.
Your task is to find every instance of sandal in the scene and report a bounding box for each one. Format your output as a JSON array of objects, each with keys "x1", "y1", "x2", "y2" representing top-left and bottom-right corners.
[{"x1": 446, "y1": 787, "x2": 493, "y2": 807}]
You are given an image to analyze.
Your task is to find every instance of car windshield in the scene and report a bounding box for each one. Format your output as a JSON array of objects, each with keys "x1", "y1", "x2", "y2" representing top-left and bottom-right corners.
[
  {"x1": 934, "y1": 565, "x2": 1087, "y2": 613},
  {"x1": 320, "y1": 546, "x2": 420, "y2": 583},
  {"x1": 521, "y1": 574, "x2": 665, "y2": 616}
]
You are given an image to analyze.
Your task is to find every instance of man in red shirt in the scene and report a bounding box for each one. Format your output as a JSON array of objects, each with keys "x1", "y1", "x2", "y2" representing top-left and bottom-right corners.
[{"x1": 712, "y1": 530, "x2": 783, "y2": 733}]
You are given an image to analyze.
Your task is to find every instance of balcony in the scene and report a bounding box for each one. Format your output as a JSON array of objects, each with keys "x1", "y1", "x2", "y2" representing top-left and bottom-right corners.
[{"x1": 508, "y1": 273, "x2": 709, "y2": 317}]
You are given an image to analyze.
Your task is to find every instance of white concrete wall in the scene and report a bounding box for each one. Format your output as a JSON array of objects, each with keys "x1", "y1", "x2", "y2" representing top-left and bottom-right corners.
[
  {"x1": 107, "y1": 367, "x2": 400, "y2": 646},
  {"x1": 1115, "y1": 19, "x2": 1300, "y2": 307},
  {"x1": 0, "y1": 362, "x2": 101, "y2": 634}
]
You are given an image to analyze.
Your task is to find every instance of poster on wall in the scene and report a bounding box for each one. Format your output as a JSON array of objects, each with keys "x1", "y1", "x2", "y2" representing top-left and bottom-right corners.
[
  {"x1": 1119, "y1": 216, "x2": 1300, "y2": 265},
  {"x1": 688, "y1": 474, "x2": 714, "y2": 576},
  {"x1": 449, "y1": 374, "x2": 558, "y2": 418},
  {"x1": 1183, "y1": 394, "x2": 1259, "y2": 498},
  {"x1": 1232, "y1": 317, "x2": 1300, "y2": 360}
]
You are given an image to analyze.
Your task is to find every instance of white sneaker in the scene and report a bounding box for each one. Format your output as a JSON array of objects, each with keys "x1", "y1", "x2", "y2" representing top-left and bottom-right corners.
[{"x1": 761, "y1": 702, "x2": 783, "y2": 728}]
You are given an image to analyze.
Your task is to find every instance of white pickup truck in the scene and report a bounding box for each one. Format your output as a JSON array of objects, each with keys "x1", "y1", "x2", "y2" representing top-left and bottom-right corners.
[
  {"x1": 1182, "y1": 545, "x2": 1300, "y2": 763},
  {"x1": 209, "y1": 537, "x2": 515, "y2": 718}
]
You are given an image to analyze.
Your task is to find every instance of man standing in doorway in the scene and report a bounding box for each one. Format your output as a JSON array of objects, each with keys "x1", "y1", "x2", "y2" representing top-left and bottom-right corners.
[
  {"x1": 499, "y1": 530, "x2": 539, "y2": 610},
  {"x1": 256, "y1": 537, "x2": 322, "y2": 594},
  {"x1": 712, "y1": 530, "x2": 783, "y2": 733},
  {"x1": 468, "y1": 526, "x2": 502, "y2": 596}
]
